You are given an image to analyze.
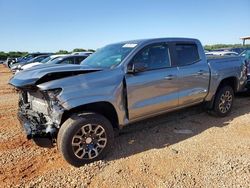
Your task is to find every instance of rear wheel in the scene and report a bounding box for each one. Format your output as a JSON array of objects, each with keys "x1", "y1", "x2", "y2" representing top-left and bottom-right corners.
[
  {"x1": 213, "y1": 86, "x2": 234, "y2": 117},
  {"x1": 57, "y1": 112, "x2": 114, "y2": 167}
]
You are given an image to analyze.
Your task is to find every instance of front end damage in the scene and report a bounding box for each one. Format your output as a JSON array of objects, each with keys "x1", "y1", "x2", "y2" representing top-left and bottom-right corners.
[
  {"x1": 9, "y1": 64, "x2": 111, "y2": 148},
  {"x1": 8, "y1": 64, "x2": 102, "y2": 147},
  {"x1": 18, "y1": 88, "x2": 64, "y2": 146}
]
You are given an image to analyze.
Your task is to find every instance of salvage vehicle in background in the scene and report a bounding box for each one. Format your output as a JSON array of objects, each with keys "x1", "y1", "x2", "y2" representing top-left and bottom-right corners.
[
  {"x1": 10, "y1": 52, "x2": 52, "y2": 67},
  {"x1": 45, "y1": 54, "x2": 89, "y2": 65},
  {"x1": 14, "y1": 54, "x2": 68, "y2": 73},
  {"x1": 16, "y1": 54, "x2": 90, "y2": 73},
  {"x1": 3, "y1": 57, "x2": 17, "y2": 67},
  {"x1": 9, "y1": 38, "x2": 247, "y2": 167},
  {"x1": 11, "y1": 54, "x2": 51, "y2": 74},
  {"x1": 209, "y1": 47, "x2": 246, "y2": 54},
  {"x1": 206, "y1": 51, "x2": 239, "y2": 56},
  {"x1": 71, "y1": 51, "x2": 94, "y2": 56}
]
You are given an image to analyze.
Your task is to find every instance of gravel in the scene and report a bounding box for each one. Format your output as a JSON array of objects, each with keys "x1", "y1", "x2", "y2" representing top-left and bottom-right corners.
[{"x1": 0, "y1": 65, "x2": 250, "y2": 187}]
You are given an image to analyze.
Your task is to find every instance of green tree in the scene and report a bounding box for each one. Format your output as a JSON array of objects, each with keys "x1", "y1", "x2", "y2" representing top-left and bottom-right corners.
[
  {"x1": 204, "y1": 44, "x2": 250, "y2": 51},
  {"x1": 56, "y1": 50, "x2": 69, "y2": 54},
  {"x1": 72, "y1": 48, "x2": 86, "y2": 52},
  {"x1": 0, "y1": 51, "x2": 27, "y2": 60},
  {"x1": 0, "y1": 52, "x2": 8, "y2": 60}
]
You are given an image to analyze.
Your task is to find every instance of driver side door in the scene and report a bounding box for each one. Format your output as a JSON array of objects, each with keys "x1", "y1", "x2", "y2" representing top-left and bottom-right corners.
[{"x1": 125, "y1": 42, "x2": 179, "y2": 120}]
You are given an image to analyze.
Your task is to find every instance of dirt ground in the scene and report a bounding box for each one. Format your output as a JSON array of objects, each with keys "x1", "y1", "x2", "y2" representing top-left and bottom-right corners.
[{"x1": 0, "y1": 64, "x2": 250, "y2": 188}]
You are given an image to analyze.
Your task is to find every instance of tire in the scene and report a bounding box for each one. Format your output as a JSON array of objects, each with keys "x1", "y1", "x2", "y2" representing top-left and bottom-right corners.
[
  {"x1": 213, "y1": 85, "x2": 234, "y2": 117},
  {"x1": 57, "y1": 112, "x2": 114, "y2": 167}
]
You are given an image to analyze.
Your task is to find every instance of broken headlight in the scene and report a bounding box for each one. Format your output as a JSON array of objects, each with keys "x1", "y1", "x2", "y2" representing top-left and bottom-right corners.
[
  {"x1": 44, "y1": 88, "x2": 64, "y2": 126},
  {"x1": 45, "y1": 88, "x2": 62, "y2": 101}
]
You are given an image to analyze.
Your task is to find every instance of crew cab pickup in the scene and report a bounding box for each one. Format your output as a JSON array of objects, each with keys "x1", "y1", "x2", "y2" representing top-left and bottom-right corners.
[{"x1": 9, "y1": 38, "x2": 247, "y2": 166}]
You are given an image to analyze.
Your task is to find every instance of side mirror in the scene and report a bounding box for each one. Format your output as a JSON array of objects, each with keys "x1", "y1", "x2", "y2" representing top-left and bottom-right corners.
[{"x1": 127, "y1": 62, "x2": 147, "y2": 73}]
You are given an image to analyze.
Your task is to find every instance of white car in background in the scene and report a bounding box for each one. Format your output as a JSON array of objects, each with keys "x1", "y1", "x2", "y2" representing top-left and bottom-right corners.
[
  {"x1": 206, "y1": 51, "x2": 239, "y2": 56},
  {"x1": 71, "y1": 51, "x2": 93, "y2": 55},
  {"x1": 16, "y1": 54, "x2": 68, "y2": 73}
]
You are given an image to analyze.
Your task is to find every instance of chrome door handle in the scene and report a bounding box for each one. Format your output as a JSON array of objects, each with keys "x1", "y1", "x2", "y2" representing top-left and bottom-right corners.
[{"x1": 164, "y1": 75, "x2": 175, "y2": 80}]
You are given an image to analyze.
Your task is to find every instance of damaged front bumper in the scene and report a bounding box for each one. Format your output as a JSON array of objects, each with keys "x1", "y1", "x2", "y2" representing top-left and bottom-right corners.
[
  {"x1": 17, "y1": 109, "x2": 57, "y2": 139},
  {"x1": 17, "y1": 110, "x2": 57, "y2": 147},
  {"x1": 17, "y1": 111, "x2": 37, "y2": 139},
  {"x1": 17, "y1": 90, "x2": 65, "y2": 147}
]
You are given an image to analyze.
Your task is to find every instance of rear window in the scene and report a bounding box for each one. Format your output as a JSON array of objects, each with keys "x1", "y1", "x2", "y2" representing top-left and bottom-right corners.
[{"x1": 176, "y1": 44, "x2": 200, "y2": 66}]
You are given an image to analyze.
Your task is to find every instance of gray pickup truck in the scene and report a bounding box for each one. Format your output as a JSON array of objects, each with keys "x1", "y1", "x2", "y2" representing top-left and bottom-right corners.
[{"x1": 9, "y1": 38, "x2": 247, "y2": 166}]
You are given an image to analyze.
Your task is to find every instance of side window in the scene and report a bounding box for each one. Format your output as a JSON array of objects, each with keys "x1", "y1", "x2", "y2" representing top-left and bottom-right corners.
[
  {"x1": 132, "y1": 43, "x2": 171, "y2": 71},
  {"x1": 75, "y1": 56, "x2": 87, "y2": 64},
  {"x1": 175, "y1": 44, "x2": 200, "y2": 66},
  {"x1": 60, "y1": 58, "x2": 74, "y2": 64}
]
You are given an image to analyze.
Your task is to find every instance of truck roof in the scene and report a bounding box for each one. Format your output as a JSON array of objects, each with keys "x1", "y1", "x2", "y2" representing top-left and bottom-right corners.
[{"x1": 112, "y1": 37, "x2": 200, "y2": 46}]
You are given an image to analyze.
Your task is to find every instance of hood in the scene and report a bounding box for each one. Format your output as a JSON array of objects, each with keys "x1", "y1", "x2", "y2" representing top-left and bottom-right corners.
[
  {"x1": 22, "y1": 62, "x2": 42, "y2": 70},
  {"x1": 9, "y1": 64, "x2": 101, "y2": 89},
  {"x1": 21, "y1": 61, "x2": 38, "y2": 67}
]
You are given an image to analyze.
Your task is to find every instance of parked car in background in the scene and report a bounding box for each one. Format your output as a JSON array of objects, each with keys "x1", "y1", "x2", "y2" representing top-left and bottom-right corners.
[
  {"x1": 211, "y1": 48, "x2": 246, "y2": 54},
  {"x1": 71, "y1": 51, "x2": 93, "y2": 56},
  {"x1": 241, "y1": 49, "x2": 250, "y2": 89},
  {"x1": 206, "y1": 51, "x2": 239, "y2": 56},
  {"x1": 46, "y1": 54, "x2": 89, "y2": 65},
  {"x1": 11, "y1": 54, "x2": 51, "y2": 74},
  {"x1": 16, "y1": 54, "x2": 90, "y2": 74},
  {"x1": 229, "y1": 48, "x2": 246, "y2": 54},
  {"x1": 3, "y1": 57, "x2": 17, "y2": 67},
  {"x1": 23, "y1": 54, "x2": 51, "y2": 65},
  {"x1": 10, "y1": 53, "x2": 52, "y2": 67},
  {"x1": 9, "y1": 38, "x2": 247, "y2": 166},
  {"x1": 15, "y1": 54, "x2": 68, "y2": 73}
]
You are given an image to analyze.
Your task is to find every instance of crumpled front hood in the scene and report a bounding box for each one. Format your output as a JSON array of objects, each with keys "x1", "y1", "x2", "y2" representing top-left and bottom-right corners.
[{"x1": 9, "y1": 64, "x2": 101, "y2": 89}]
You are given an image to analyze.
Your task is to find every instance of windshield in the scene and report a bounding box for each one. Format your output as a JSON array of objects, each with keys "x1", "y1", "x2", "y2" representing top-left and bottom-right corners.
[
  {"x1": 40, "y1": 56, "x2": 52, "y2": 63},
  {"x1": 22, "y1": 54, "x2": 33, "y2": 59},
  {"x1": 46, "y1": 57, "x2": 64, "y2": 64},
  {"x1": 26, "y1": 57, "x2": 37, "y2": 63},
  {"x1": 81, "y1": 43, "x2": 137, "y2": 68}
]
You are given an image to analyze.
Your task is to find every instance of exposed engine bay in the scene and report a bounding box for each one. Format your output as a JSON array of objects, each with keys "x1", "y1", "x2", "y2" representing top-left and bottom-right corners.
[{"x1": 18, "y1": 89, "x2": 64, "y2": 142}]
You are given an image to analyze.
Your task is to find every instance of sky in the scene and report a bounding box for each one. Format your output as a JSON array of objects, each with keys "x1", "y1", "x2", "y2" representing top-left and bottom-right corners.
[{"x1": 0, "y1": 0, "x2": 249, "y2": 52}]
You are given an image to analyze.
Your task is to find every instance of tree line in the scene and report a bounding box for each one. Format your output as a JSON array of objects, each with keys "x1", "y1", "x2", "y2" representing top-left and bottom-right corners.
[
  {"x1": 0, "y1": 48, "x2": 95, "y2": 60},
  {"x1": 204, "y1": 44, "x2": 250, "y2": 51}
]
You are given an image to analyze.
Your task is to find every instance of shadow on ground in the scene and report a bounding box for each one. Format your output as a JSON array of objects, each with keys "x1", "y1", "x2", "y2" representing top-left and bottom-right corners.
[{"x1": 107, "y1": 93, "x2": 250, "y2": 161}]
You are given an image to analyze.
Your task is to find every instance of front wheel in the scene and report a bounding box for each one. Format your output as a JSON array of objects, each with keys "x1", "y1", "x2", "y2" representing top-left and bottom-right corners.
[
  {"x1": 213, "y1": 85, "x2": 234, "y2": 117},
  {"x1": 57, "y1": 112, "x2": 114, "y2": 167}
]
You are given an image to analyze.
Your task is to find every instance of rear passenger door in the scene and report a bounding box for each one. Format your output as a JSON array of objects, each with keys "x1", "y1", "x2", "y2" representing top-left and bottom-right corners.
[
  {"x1": 174, "y1": 43, "x2": 210, "y2": 106},
  {"x1": 126, "y1": 42, "x2": 179, "y2": 120}
]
